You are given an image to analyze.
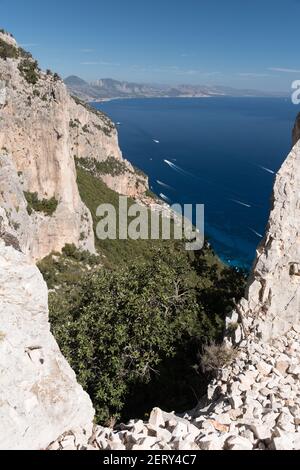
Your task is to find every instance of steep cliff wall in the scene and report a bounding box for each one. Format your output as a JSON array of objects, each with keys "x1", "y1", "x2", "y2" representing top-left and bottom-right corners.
[
  {"x1": 227, "y1": 135, "x2": 300, "y2": 343},
  {"x1": 0, "y1": 210, "x2": 94, "y2": 450},
  {"x1": 0, "y1": 31, "x2": 147, "y2": 261}
]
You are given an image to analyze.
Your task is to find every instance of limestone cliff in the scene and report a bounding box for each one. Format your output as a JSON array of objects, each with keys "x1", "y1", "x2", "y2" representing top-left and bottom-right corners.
[
  {"x1": 0, "y1": 31, "x2": 147, "y2": 261},
  {"x1": 225, "y1": 137, "x2": 300, "y2": 343},
  {"x1": 0, "y1": 209, "x2": 94, "y2": 450}
]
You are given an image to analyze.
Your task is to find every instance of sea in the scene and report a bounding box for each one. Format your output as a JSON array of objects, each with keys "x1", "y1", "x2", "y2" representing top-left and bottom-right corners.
[{"x1": 93, "y1": 97, "x2": 299, "y2": 270}]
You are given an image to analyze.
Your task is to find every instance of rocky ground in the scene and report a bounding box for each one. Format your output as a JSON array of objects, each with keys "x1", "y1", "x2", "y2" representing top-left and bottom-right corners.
[{"x1": 49, "y1": 325, "x2": 300, "y2": 451}]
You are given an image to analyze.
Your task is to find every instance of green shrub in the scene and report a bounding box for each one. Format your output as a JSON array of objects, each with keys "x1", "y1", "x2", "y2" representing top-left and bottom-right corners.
[
  {"x1": 0, "y1": 38, "x2": 19, "y2": 60},
  {"x1": 49, "y1": 248, "x2": 208, "y2": 423},
  {"x1": 18, "y1": 58, "x2": 40, "y2": 84},
  {"x1": 24, "y1": 191, "x2": 58, "y2": 216},
  {"x1": 76, "y1": 156, "x2": 127, "y2": 177},
  {"x1": 38, "y1": 245, "x2": 100, "y2": 290},
  {"x1": 69, "y1": 119, "x2": 79, "y2": 129},
  {"x1": 19, "y1": 48, "x2": 33, "y2": 59}
]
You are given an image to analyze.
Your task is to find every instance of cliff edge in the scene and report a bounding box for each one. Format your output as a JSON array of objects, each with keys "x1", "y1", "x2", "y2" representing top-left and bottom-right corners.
[
  {"x1": 0, "y1": 209, "x2": 94, "y2": 450},
  {"x1": 0, "y1": 31, "x2": 147, "y2": 261}
]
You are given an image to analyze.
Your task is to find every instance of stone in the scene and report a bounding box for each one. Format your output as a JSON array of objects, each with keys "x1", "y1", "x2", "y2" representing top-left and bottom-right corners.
[
  {"x1": 249, "y1": 423, "x2": 272, "y2": 441},
  {"x1": 288, "y1": 364, "x2": 300, "y2": 376},
  {"x1": 47, "y1": 441, "x2": 61, "y2": 451},
  {"x1": 198, "y1": 438, "x2": 224, "y2": 451},
  {"x1": 172, "y1": 422, "x2": 188, "y2": 438},
  {"x1": 131, "y1": 420, "x2": 145, "y2": 435},
  {"x1": 257, "y1": 361, "x2": 273, "y2": 376},
  {"x1": 272, "y1": 436, "x2": 294, "y2": 450},
  {"x1": 108, "y1": 442, "x2": 126, "y2": 451},
  {"x1": 186, "y1": 423, "x2": 201, "y2": 440},
  {"x1": 226, "y1": 436, "x2": 253, "y2": 451},
  {"x1": 230, "y1": 395, "x2": 243, "y2": 409},
  {"x1": 0, "y1": 242, "x2": 94, "y2": 450},
  {"x1": 137, "y1": 437, "x2": 159, "y2": 448},
  {"x1": 229, "y1": 409, "x2": 243, "y2": 420},
  {"x1": 156, "y1": 428, "x2": 172, "y2": 443},
  {"x1": 149, "y1": 408, "x2": 165, "y2": 428},
  {"x1": 206, "y1": 419, "x2": 229, "y2": 433},
  {"x1": 275, "y1": 361, "x2": 289, "y2": 375}
]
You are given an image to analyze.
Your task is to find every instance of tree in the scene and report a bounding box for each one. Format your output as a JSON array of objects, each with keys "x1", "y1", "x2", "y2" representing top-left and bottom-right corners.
[{"x1": 50, "y1": 247, "x2": 205, "y2": 423}]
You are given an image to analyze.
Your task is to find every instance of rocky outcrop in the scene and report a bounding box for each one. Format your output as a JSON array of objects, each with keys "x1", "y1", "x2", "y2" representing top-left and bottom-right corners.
[
  {"x1": 0, "y1": 220, "x2": 94, "y2": 450},
  {"x1": 0, "y1": 151, "x2": 94, "y2": 261},
  {"x1": 0, "y1": 31, "x2": 147, "y2": 261},
  {"x1": 226, "y1": 138, "x2": 300, "y2": 343}
]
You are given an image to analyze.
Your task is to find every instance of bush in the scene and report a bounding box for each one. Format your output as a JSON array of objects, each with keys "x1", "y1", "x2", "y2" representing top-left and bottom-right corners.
[
  {"x1": 18, "y1": 58, "x2": 40, "y2": 84},
  {"x1": 38, "y1": 245, "x2": 100, "y2": 290},
  {"x1": 200, "y1": 342, "x2": 238, "y2": 373},
  {"x1": 49, "y1": 249, "x2": 210, "y2": 423},
  {"x1": 0, "y1": 38, "x2": 19, "y2": 60},
  {"x1": 76, "y1": 156, "x2": 127, "y2": 177},
  {"x1": 24, "y1": 191, "x2": 58, "y2": 216}
]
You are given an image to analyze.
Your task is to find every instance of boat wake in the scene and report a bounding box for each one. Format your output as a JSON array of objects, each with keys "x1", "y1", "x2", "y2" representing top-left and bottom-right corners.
[
  {"x1": 229, "y1": 198, "x2": 251, "y2": 208},
  {"x1": 156, "y1": 180, "x2": 173, "y2": 190},
  {"x1": 159, "y1": 193, "x2": 171, "y2": 203},
  {"x1": 248, "y1": 227, "x2": 263, "y2": 238},
  {"x1": 164, "y1": 159, "x2": 196, "y2": 179},
  {"x1": 257, "y1": 165, "x2": 275, "y2": 175}
]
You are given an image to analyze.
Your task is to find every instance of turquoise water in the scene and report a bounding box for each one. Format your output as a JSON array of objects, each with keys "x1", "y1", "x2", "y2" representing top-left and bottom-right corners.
[{"x1": 94, "y1": 97, "x2": 299, "y2": 269}]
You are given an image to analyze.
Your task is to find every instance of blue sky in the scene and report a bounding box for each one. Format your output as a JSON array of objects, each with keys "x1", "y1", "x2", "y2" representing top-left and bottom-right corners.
[{"x1": 0, "y1": 0, "x2": 299, "y2": 91}]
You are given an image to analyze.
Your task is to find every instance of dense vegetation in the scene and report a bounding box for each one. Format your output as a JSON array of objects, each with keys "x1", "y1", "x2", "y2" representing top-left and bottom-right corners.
[
  {"x1": 76, "y1": 165, "x2": 175, "y2": 267},
  {"x1": 48, "y1": 245, "x2": 246, "y2": 423},
  {"x1": 0, "y1": 34, "x2": 40, "y2": 85},
  {"x1": 18, "y1": 58, "x2": 40, "y2": 85},
  {"x1": 76, "y1": 156, "x2": 128, "y2": 178},
  {"x1": 24, "y1": 191, "x2": 58, "y2": 216},
  {"x1": 40, "y1": 165, "x2": 247, "y2": 424}
]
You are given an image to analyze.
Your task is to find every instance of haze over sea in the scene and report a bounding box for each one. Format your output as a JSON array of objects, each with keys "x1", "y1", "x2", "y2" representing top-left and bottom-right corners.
[{"x1": 94, "y1": 97, "x2": 299, "y2": 270}]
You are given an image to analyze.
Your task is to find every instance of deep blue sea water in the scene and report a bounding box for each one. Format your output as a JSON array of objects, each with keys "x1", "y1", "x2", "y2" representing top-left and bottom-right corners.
[{"x1": 93, "y1": 97, "x2": 299, "y2": 270}]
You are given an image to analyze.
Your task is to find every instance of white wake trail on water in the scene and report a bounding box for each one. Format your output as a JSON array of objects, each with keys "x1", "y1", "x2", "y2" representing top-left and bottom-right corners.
[
  {"x1": 248, "y1": 227, "x2": 263, "y2": 238},
  {"x1": 257, "y1": 165, "x2": 275, "y2": 175},
  {"x1": 157, "y1": 180, "x2": 173, "y2": 190},
  {"x1": 229, "y1": 198, "x2": 252, "y2": 208},
  {"x1": 159, "y1": 193, "x2": 171, "y2": 203},
  {"x1": 164, "y1": 159, "x2": 196, "y2": 179},
  {"x1": 164, "y1": 159, "x2": 255, "y2": 210}
]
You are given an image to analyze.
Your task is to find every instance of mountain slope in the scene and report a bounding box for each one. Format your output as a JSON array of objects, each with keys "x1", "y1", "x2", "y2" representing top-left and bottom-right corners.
[{"x1": 65, "y1": 75, "x2": 286, "y2": 102}]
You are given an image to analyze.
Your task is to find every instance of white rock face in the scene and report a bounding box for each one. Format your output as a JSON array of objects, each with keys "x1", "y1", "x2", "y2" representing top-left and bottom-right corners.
[
  {"x1": 232, "y1": 139, "x2": 300, "y2": 342},
  {"x1": 0, "y1": 33, "x2": 147, "y2": 261},
  {"x1": 0, "y1": 238, "x2": 94, "y2": 450},
  {"x1": 0, "y1": 50, "x2": 96, "y2": 260}
]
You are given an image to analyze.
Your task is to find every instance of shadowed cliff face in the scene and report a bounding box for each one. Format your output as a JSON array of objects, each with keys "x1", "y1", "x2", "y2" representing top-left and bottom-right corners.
[{"x1": 293, "y1": 113, "x2": 300, "y2": 146}]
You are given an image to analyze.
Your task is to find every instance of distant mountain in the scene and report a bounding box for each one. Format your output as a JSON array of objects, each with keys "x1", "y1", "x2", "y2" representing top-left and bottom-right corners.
[{"x1": 64, "y1": 76, "x2": 286, "y2": 102}]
